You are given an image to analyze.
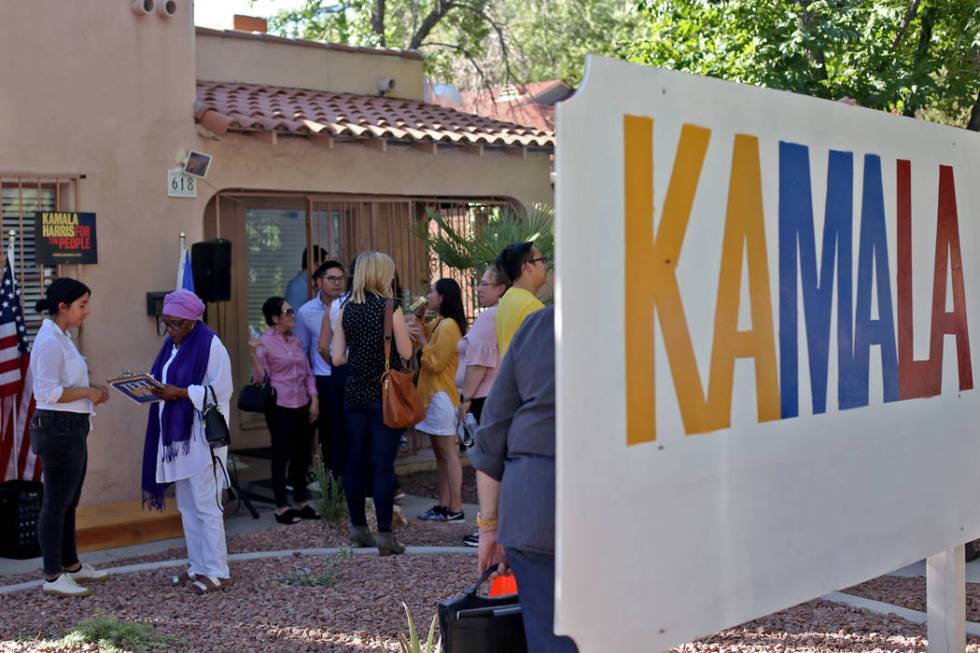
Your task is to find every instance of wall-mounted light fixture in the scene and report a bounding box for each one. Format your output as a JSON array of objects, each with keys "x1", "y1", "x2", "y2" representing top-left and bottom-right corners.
[{"x1": 377, "y1": 77, "x2": 396, "y2": 96}]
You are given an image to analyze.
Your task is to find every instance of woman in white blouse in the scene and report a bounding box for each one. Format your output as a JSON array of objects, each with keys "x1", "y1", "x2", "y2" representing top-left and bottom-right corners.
[
  {"x1": 30, "y1": 277, "x2": 110, "y2": 597},
  {"x1": 140, "y1": 289, "x2": 233, "y2": 594}
]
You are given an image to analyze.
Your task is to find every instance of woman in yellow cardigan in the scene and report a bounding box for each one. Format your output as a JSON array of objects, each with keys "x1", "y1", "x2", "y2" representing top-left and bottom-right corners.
[{"x1": 407, "y1": 278, "x2": 468, "y2": 522}]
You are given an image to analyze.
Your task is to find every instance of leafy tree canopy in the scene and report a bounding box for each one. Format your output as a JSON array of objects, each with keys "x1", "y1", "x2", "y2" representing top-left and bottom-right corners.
[
  {"x1": 628, "y1": 0, "x2": 980, "y2": 129},
  {"x1": 262, "y1": 0, "x2": 643, "y2": 88}
]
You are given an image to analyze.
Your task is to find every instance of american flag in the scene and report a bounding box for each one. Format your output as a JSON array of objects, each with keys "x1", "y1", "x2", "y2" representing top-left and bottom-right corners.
[{"x1": 0, "y1": 254, "x2": 39, "y2": 481}]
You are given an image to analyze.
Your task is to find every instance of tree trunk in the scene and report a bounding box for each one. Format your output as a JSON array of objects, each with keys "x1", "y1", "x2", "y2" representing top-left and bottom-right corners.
[
  {"x1": 372, "y1": 0, "x2": 386, "y2": 47},
  {"x1": 795, "y1": 0, "x2": 829, "y2": 96},
  {"x1": 904, "y1": 4, "x2": 936, "y2": 117},
  {"x1": 968, "y1": 89, "x2": 980, "y2": 131},
  {"x1": 409, "y1": 0, "x2": 454, "y2": 50}
]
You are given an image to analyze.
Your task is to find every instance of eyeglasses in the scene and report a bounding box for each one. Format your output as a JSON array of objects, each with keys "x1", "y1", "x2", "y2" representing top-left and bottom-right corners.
[
  {"x1": 159, "y1": 318, "x2": 188, "y2": 330},
  {"x1": 282, "y1": 308, "x2": 295, "y2": 316},
  {"x1": 478, "y1": 281, "x2": 504, "y2": 288},
  {"x1": 325, "y1": 275, "x2": 345, "y2": 283},
  {"x1": 528, "y1": 256, "x2": 548, "y2": 265}
]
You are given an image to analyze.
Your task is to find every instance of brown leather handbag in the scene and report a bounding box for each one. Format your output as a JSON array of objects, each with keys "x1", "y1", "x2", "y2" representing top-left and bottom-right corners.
[{"x1": 381, "y1": 298, "x2": 426, "y2": 429}]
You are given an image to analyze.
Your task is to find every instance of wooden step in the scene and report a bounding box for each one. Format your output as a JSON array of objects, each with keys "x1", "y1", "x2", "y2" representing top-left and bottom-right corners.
[{"x1": 75, "y1": 500, "x2": 183, "y2": 552}]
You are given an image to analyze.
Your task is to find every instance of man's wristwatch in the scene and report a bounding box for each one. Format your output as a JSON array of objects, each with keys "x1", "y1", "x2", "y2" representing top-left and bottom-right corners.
[
  {"x1": 476, "y1": 512, "x2": 498, "y2": 530},
  {"x1": 461, "y1": 396, "x2": 472, "y2": 404}
]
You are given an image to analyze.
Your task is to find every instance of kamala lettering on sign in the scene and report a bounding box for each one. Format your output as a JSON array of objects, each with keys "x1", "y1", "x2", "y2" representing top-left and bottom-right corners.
[
  {"x1": 555, "y1": 57, "x2": 980, "y2": 652},
  {"x1": 622, "y1": 119, "x2": 973, "y2": 442}
]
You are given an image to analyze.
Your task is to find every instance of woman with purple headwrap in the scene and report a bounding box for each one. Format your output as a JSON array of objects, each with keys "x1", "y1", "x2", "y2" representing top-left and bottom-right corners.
[{"x1": 141, "y1": 289, "x2": 233, "y2": 594}]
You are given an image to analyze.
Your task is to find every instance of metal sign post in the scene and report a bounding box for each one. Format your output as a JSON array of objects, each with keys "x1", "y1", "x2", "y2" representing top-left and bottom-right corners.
[{"x1": 927, "y1": 546, "x2": 966, "y2": 653}]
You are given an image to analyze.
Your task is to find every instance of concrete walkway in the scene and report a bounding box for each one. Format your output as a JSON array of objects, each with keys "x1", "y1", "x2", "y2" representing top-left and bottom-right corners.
[
  {"x1": 0, "y1": 493, "x2": 478, "y2": 578},
  {"x1": 822, "y1": 591, "x2": 980, "y2": 636},
  {"x1": 0, "y1": 545, "x2": 476, "y2": 595}
]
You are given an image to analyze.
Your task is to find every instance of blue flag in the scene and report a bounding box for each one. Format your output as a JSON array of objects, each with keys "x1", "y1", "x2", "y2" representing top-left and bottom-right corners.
[{"x1": 177, "y1": 244, "x2": 195, "y2": 293}]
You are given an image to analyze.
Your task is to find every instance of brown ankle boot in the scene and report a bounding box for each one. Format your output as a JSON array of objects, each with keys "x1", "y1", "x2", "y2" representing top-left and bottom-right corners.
[
  {"x1": 349, "y1": 525, "x2": 376, "y2": 547},
  {"x1": 377, "y1": 532, "x2": 405, "y2": 556}
]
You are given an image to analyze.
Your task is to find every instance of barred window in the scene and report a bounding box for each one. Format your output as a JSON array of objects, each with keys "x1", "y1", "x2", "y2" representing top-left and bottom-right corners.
[{"x1": 0, "y1": 176, "x2": 78, "y2": 343}]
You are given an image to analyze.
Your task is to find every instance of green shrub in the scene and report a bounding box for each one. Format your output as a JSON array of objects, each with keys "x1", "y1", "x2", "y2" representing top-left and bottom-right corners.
[
  {"x1": 312, "y1": 452, "x2": 348, "y2": 525},
  {"x1": 281, "y1": 547, "x2": 353, "y2": 587},
  {"x1": 397, "y1": 602, "x2": 439, "y2": 653},
  {"x1": 419, "y1": 204, "x2": 554, "y2": 275},
  {"x1": 38, "y1": 611, "x2": 177, "y2": 653}
]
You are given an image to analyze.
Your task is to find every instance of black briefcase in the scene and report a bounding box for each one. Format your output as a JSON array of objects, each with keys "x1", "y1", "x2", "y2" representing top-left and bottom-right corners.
[
  {"x1": 438, "y1": 564, "x2": 527, "y2": 653},
  {"x1": 0, "y1": 480, "x2": 43, "y2": 559}
]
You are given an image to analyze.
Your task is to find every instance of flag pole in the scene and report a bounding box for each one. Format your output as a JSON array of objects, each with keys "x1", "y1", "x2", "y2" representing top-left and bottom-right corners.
[
  {"x1": 177, "y1": 232, "x2": 187, "y2": 289},
  {"x1": 7, "y1": 230, "x2": 18, "y2": 479}
]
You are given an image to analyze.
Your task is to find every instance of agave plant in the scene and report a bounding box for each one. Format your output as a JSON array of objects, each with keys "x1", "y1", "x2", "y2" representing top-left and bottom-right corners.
[
  {"x1": 397, "y1": 602, "x2": 439, "y2": 653},
  {"x1": 420, "y1": 203, "x2": 554, "y2": 275}
]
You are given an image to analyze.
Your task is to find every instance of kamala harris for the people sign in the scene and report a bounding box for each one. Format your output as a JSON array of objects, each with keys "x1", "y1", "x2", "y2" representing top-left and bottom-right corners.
[{"x1": 554, "y1": 56, "x2": 980, "y2": 652}]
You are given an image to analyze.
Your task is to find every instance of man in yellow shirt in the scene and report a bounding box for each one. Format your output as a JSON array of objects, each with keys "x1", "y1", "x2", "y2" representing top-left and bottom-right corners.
[{"x1": 495, "y1": 242, "x2": 548, "y2": 356}]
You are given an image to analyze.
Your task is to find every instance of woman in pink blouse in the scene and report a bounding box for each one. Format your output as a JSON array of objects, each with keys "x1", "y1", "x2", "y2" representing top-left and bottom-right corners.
[
  {"x1": 457, "y1": 265, "x2": 510, "y2": 424},
  {"x1": 458, "y1": 265, "x2": 509, "y2": 547},
  {"x1": 249, "y1": 297, "x2": 320, "y2": 525}
]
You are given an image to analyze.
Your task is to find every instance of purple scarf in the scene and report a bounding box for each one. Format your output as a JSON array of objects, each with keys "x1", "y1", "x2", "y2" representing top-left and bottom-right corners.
[{"x1": 141, "y1": 321, "x2": 215, "y2": 510}]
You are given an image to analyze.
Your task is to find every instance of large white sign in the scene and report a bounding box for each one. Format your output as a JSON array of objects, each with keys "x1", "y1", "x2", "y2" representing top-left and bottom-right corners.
[{"x1": 555, "y1": 57, "x2": 980, "y2": 651}]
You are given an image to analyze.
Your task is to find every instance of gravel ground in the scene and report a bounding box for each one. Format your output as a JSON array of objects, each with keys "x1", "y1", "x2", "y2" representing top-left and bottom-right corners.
[
  {"x1": 0, "y1": 517, "x2": 473, "y2": 586},
  {"x1": 398, "y1": 467, "x2": 478, "y2": 506},
  {"x1": 0, "y1": 552, "x2": 475, "y2": 652},
  {"x1": 843, "y1": 575, "x2": 980, "y2": 621},
  {"x1": 674, "y1": 598, "x2": 980, "y2": 653},
  {"x1": 3, "y1": 563, "x2": 978, "y2": 652}
]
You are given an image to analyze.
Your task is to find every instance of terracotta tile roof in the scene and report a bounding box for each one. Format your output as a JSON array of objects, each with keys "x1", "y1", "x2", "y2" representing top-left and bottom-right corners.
[
  {"x1": 430, "y1": 80, "x2": 575, "y2": 133},
  {"x1": 195, "y1": 81, "x2": 555, "y2": 151}
]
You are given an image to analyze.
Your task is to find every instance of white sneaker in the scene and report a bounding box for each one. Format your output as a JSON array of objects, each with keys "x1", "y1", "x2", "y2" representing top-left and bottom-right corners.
[
  {"x1": 42, "y1": 574, "x2": 91, "y2": 597},
  {"x1": 67, "y1": 562, "x2": 110, "y2": 584}
]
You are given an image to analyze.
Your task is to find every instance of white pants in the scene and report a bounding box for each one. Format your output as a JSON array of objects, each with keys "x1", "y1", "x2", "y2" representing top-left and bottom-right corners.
[{"x1": 175, "y1": 462, "x2": 229, "y2": 579}]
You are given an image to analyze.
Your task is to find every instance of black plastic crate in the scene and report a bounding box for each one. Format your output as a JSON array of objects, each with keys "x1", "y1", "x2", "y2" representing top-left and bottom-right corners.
[{"x1": 0, "y1": 480, "x2": 43, "y2": 559}]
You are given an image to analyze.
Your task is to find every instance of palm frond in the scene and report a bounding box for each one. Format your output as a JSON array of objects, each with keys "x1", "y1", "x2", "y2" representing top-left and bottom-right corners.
[{"x1": 419, "y1": 203, "x2": 554, "y2": 274}]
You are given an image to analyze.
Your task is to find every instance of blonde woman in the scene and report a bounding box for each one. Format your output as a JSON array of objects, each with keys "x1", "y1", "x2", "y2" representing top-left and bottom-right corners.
[{"x1": 330, "y1": 252, "x2": 413, "y2": 555}]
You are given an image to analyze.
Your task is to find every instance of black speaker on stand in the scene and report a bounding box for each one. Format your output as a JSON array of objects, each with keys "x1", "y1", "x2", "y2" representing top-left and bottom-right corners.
[
  {"x1": 188, "y1": 239, "x2": 257, "y2": 519},
  {"x1": 191, "y1": 239, "x2": 232, "y2": 303}
]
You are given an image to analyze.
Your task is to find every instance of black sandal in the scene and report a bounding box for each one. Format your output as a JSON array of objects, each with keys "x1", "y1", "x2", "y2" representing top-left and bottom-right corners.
[
  {"x1": 275, "y1": 508, "x2": 301, "y2": 524},
  {"x1": 296, "y1": 505, "x2": 320, "y2": 520}
]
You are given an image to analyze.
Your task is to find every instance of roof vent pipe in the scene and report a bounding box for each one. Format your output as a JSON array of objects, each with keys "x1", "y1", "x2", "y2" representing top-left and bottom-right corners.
[
  {"x1": 130, "y1": 0, "x2": 155, "y2": 15},
  {"x1": 156, "y1": 0, "x2": 177, "y2": 17}
]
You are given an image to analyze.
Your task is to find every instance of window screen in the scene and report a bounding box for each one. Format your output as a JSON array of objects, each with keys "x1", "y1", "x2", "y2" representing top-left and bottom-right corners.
[{"x1": 245, "y1": 208, "x2": 307, "y2": 333}]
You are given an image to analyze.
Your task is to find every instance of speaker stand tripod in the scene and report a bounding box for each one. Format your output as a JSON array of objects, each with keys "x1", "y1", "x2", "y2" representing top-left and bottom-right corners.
[{"x1": 225, "y1": 460, "x2": 259, "y2": 519}]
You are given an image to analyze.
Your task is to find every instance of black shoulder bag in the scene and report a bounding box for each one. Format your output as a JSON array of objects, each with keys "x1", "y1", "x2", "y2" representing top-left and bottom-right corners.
[
  {"x1": 437, "y1": 563, "x2": 527, "y2": 653},
  {"x1": 237, "y1": 375, "x2": 276, "y2": 413},
  {"x1": 202, "y1": 385, "x2": 230, "y2": 448}
]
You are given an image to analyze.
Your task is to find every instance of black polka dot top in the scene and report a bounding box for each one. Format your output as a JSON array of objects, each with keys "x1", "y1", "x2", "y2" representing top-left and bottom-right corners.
[{"x1": 342, "y1": 293, "x2": 404, "y2": 405}]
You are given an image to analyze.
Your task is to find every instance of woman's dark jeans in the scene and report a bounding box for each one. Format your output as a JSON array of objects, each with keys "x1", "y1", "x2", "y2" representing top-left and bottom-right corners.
[
  {"x1": 344, "y1": 401, "x2": 401, "y2": 532},
  {"x1": 265, "y1": 403, "x2": 313, "y2": 507},
  {"x1": 30, "y1": 409, "x2": 90, "y2": 577}
]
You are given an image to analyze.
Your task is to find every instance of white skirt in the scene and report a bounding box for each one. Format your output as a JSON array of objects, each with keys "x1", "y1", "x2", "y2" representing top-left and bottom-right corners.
[{"x1": 416, "y1": 391, "x2": 457, "y2": 436}]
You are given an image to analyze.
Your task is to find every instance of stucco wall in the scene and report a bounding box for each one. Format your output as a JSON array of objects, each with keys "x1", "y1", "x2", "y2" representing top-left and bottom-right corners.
[
  {"x1": 0, "y1": 1, "x2": 551, "y2": 504},
  {"x1": 196, "y1": 29, "x2": 426, "y2": 101}
]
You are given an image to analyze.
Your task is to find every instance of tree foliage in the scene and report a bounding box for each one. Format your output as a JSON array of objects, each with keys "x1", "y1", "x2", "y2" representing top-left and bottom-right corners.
[
  {"x1": 628, "y1": 0, "x2": 980, "y2": 129},
  {"x1": 476, "y1": 0, "x2": 642, "y2": 87},
  {"x1": 265, "y1": 0, "x2": 503, "y2": 82},
  {"x1": 263, "y1": 0, "x2": 644, "y2": 88},
  {"x1": 420, "y1": 204, "x2": 554, "y2": 274}
]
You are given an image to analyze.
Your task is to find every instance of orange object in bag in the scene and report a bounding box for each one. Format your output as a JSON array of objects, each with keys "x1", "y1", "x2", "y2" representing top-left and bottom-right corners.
[{"x1": 489, "y1": 574, "x2": 518, "y2": 596}]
